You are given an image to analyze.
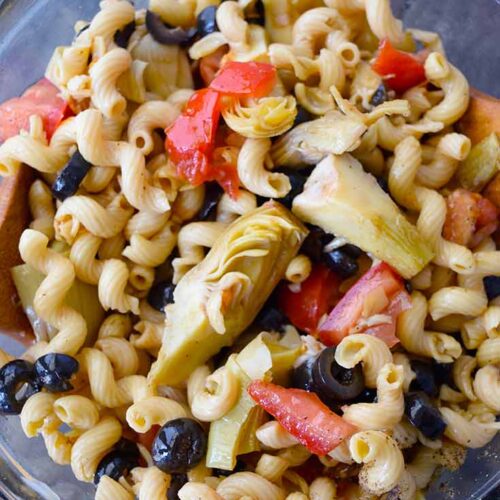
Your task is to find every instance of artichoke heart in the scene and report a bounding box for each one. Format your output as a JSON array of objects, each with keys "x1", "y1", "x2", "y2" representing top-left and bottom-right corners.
[
  {"x1": 148, "y1": 202, "x2": 308, "y2": 386},
  {"x1": 271, "y1": 110, "x2": 367, "y2": 167},
  {"x1": 292, "y1": 154, "x2": 434, "y2": 279}
]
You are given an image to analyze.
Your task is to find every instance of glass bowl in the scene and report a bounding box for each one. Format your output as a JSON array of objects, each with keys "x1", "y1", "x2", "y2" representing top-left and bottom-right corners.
[{"x1": 0, "y1": 0, "x2": 498, "y2": 498}]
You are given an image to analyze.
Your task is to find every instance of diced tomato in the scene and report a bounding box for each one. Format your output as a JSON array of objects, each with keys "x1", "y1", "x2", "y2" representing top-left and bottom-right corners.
[
  {"x1": 209, "y1": 61, "x2": 277, "y2": 98},
  {"x1": 318, "y1": 262, "x2": 409, "y2": 347},
  {"x1": 443, "y1": 188, "x2": 499, "y2": 247},
  {"x1": 200, "y1": 46, "x2": 228, "y2": 86},
  {"x1": 166, "y1": 88, "x2": 229, "y2": 189},
  {"x1": 372, "y1": 38, "x2": 426, "y2": 93},
  {"x1": 361, "y1": 290, "x2": 411, "y2": 347},
  {"x1": 0, "y1": 78, "x2": 70, "y2": 143},
  {"x1": 278, "y1": 264, "x2": 341, "y2": 334},
  {"x1": 248, "y1": 380, "x2": 357, "y2": 456}
]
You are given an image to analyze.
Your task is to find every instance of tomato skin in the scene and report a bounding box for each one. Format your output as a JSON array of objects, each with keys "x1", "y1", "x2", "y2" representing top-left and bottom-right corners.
[
  {"x1": 166, "y1": 88, "x2": 229, "y2": 189},
  {"x1": 318, "y1": 262, "x2": 408, "y2": 347},
  {"x1": 372, "y1": 39, "x2": 426, "y2": 93},
  {"x1": 209, "y1": 61, "x2": 277, "y2": 98},
  {"x1": 278, "y1": 264, "x2": 341, "y2": 334},
  {"x1": 248, "y1": 380, "x2": 357, "y2": 456},
  {"x1": 443, "y1": 188, "x2": 499, "y2": 247},
  {"x1": 0, "y1": 78, "x2": 70, "y2": 143}
]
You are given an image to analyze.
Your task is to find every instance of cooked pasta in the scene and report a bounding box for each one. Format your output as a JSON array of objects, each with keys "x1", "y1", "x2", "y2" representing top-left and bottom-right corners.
[
  {"x1": 0, "y1": 1, "x2": 498, "y2": 497},
  {"x1": 349, "y1": 430, "x2": 405, "y2": 495},
  {"x1": 335, "y1": 334, "x2": 393, "y2": 388},
  {"x1": 71, "y1": 416, "x2": 123, "y2": 482},
  {"x1": 216, "y1": 471, "x2": 285, "y2": 500},
  {"x1": 341, "y1": 363, "x2": 405, "y2": 430}
]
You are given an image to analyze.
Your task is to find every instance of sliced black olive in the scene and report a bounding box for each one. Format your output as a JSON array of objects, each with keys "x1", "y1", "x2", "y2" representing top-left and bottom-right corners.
[
  {"x1": 404, "y1": 279, "x2": 413, "y2": 294},
  {"x1": 300, "y1": 225, "x2": 330, "y2": 262},
  {"x1": 195, "y1": 182, "x2": 223, "y2": 221},
  {"x1": 52, "y1": 150, "x2": 92, "y2": 201},
  {"x1": 113, "y1": 438, "x2": 140, "y2": 459},
  {"x1": 168, "y1": 473, "x2": 188, "y2": 500},
  {"x1": 255, "y1": 304, "x2": 288, "y2": 332},
  {"x1": 410, "y1": 360, "x2": 438, "y2": 398},
  {"x1": 404, "y1": 391, "x2": 446, "y2": 440},
  {"x1": 34, "y1": 353, "x2": 79, "y2": 392},
  {"x1": 432, "y1": 360, "x2": 454, "y2": 387},
  {"x1": 370, "y1": 83, "x2": 388, "y2": 106},
  {"x1": 278, "y1": 170, "x2": 307, "y2": 209},
  {"x1": 246, "y1": 0, "x2": 265, "y2": 26},
  {"x1": 323, "y1": 249, "x2": 359, "y2": 279},
  {"x1": 75, "y1": 24, "x2": 90, "y2": 38},
  {"x1": 114, "y1": 20, "x2": 135, "y2": 48},
  {"x1": 376, "y1": 176, "x2": 390, "y2": 193},
  {"x1": 147, "y1": 281, "x2": 175, "y2": 312},
  {"x1": 352, "y1": 388, "x2": 377, "y2": 404},
  {"x1": 152, "y1": 418, "x2": 207, "y2": 474},
  {"x1": 483, "y1": 276, "x2": 500, "y2": 301},
  {"x1": 197, "y1": 6, "x2": 218, "y2": 37},
  {"x1": 312, "y1": 347, "x2": 365, "y2": 402},
  {"x1": 0, "y1": 360, "x2": 40, "y2": 414},
  {"x1": 293, "y1": 105, "x2": 314, "y2": 127},
  {"x1": 94, "y1": 450, "x2": 139, "y2": 484},
  {"x1": 339, "y1": 244, "x2": 363, "y2": 258},
  {"x1": 292, "y1": 356, "x2": 317, "y2": 393},
  {"x1": 146, "y1": 10, "x2": 197, "y2": 46}
]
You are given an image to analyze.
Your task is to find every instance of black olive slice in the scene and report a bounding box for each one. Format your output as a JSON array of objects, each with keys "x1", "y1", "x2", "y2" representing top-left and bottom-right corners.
[
  {"x1": 312, "y1": 347, "x2": 365, "y2": 402},
  {"x1": 146, "y1": 10, "x2": 197, "y2": 46},
  {"x1": 197, "y1": 6, "x2": 218, "y2": 37},
  {"x1": 34, "y1": 353, "x2": 79, "y2": 393},
  {"x1": 0, "y1": 360, "x2": 40, "y2": 415},
  {"x1": 152, "y1": 418, "x2": 207, "y2": 473},
  {"x1": 52, "y1": 150, "x2": 92, "y2": 201},
  {"x1": 114, "y1": 20, "x2": 136, "y2": 48}
]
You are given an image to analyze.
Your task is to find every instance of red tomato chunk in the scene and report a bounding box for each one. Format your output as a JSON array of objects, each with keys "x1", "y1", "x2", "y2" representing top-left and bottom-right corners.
[
  {"x1": 372, "y1": 38, "x2": 426, "y2": 93},
  {"x1": 318, "y1": 262, "x2": 411, "y2": 348},
  {"x1": 209, "y1": 61, "x2": 277, "y2": 98},
  {"x1": 0, "y1": 78, "x2": 70, "y2": 143},
  {"x1": 248, "y1": 380, "x2": 357, "y2": 456},
  {"x1": 278, "y1": 264, "x2": 341, "y2": 335},
  {"x1": 443, "y1": 188, "x2": 499, "y2": 248}
]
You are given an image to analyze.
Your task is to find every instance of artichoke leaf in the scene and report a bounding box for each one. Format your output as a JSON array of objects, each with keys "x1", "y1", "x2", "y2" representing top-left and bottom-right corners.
[
  {"x1": 271, "y1": 110, "x2": 367, "y2": 167},
  {"x1": 292, "y1": 154, "x2": 434, "y2": 279},
  {"x1": 149, "y1": 202, "x2": 308, "y2": 386}
]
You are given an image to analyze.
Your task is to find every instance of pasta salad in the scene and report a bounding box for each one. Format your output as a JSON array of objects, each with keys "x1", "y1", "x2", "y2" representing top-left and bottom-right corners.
[{"x1": 0, "y1": 1, "x2": 498, "y2": 499}]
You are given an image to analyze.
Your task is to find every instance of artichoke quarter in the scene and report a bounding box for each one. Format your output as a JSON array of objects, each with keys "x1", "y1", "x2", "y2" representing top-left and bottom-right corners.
[{"x1": 148, "y1": 201, "x2": 308, "y2": 386}]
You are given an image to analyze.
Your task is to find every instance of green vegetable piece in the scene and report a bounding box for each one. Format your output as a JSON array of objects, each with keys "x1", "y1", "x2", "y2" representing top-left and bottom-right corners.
[
  {"x1": 206, "y1": 330, "x2": 301, "y2": 470},
  {"x1": 148, "y1": 202, "x2": 308, "y2": 386},
  {"x1": 293, "y1": 154, "x2": 434, "y2": 279},
  {"x1": 206, "y1": 355, "x2": 264, "y2": 470},
  {"x1": 11, "y1": 264, "x2": 104, "y2": 345},
  {"x1": 457, "y1": 133, "x2": 499, "y2": 191}
]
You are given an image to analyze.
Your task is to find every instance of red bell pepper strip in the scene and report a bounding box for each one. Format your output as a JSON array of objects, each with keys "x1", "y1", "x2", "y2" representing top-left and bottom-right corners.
[
  {"x1": 443, "y1": 188, "x2": 499, "y2": 248},
  {"x1": 318, "y1": 262, "x2": 410, "y2": 348},
  {"x1": 278, "y1": 264, "x2": 341, "y2": 335},
  {"x1": 248, "y1": 380, "x2": 358, "y2": 456},
  {"x1": 209, "y1": 61, "x2": 277, "y2": 98},
  {"x1": 0, "y1": 78, "x2": 71, "y2": 143},
  {"x1": 372, "y1": 38, "x2": 426, "y2": 93}
]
